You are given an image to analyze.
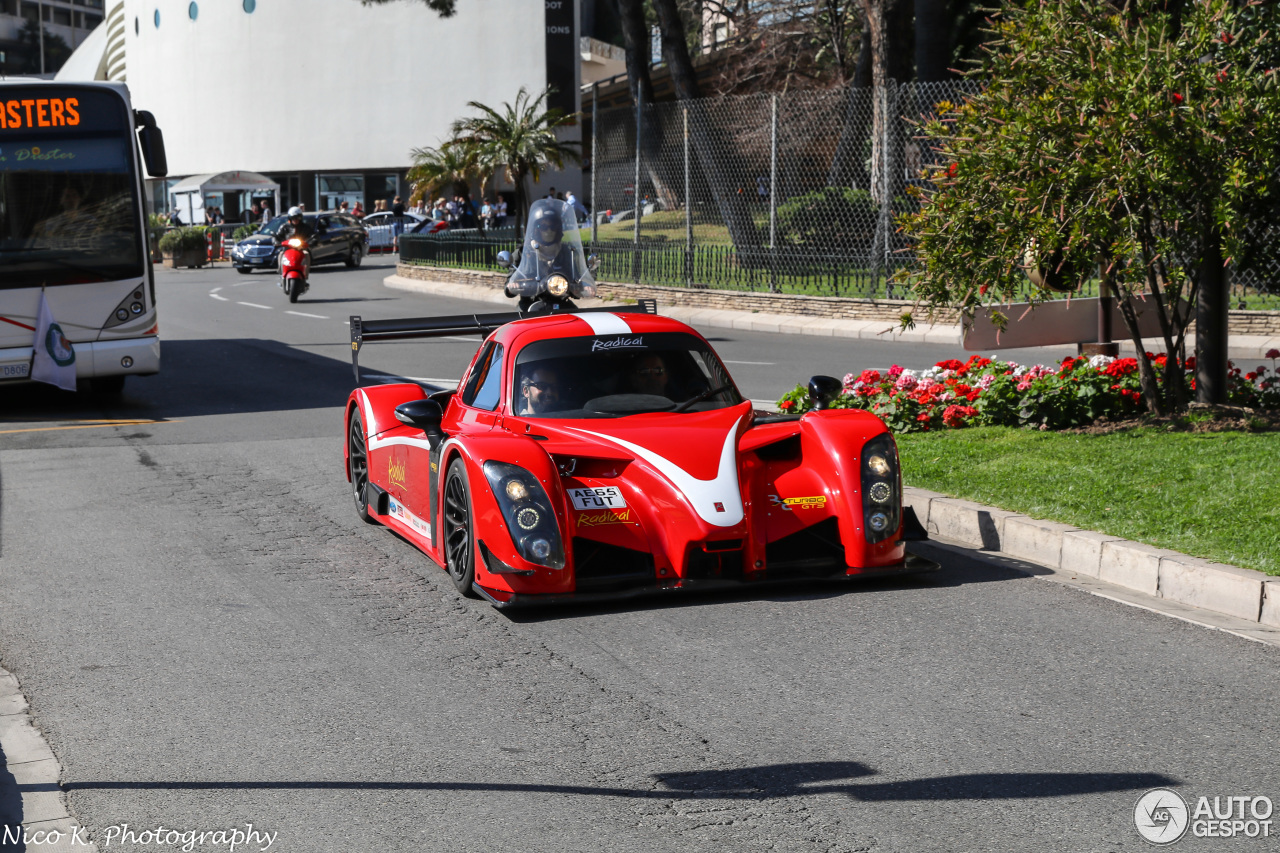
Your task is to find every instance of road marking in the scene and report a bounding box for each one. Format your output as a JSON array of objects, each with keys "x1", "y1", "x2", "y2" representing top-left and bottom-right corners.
[
  {"x1": 724, "y1": 360, "x2": 776, "y2": 365},
  {"x1": 237, "y1": 302, "x2": 272, "y2": 309},
  {"x1": 287, "y1": 311, "x2": 329, "y2": 319},
  {"x1": 0, "y1": 419, "x2": 180, "y2": 435},
  {"x1": 211, "y1": 293, "x2": 228, "y2": 301},
  {"x1": 210, "y1": 287, "x2": 221, "y2": 293}
]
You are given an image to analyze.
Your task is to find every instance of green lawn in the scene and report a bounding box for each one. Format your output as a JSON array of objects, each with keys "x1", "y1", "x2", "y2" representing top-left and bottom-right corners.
[{"x1": 896, "y1": 426, "x2": 1280, "y2": 575}]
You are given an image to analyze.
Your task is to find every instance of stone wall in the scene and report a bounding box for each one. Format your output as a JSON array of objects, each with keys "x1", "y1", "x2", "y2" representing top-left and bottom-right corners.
[{"x1": 395, "y1": 263, "x2": 1280, "y2": 336}]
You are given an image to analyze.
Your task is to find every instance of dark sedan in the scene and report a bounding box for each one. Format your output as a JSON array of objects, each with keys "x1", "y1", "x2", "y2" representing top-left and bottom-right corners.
[{"x1": 231, "y1": 212, "x2": 368, "y2": 274}]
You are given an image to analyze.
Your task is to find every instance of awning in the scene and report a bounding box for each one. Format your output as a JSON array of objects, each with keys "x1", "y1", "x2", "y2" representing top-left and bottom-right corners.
[{"x1": 170, "y1": 171, "x2": 280, "y2": 195}]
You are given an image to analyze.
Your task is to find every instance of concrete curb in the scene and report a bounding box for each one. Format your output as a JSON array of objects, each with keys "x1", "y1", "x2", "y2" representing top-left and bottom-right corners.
[
  {"x1": 907, "y1": 487, "x2": 1280, "y2": 634},
  {"x1": 0, "y1": 665, "x2": 96, "y2": 851},
  {"x1": 384, "y1": 273, "x2": 1280, "y2": 360}
]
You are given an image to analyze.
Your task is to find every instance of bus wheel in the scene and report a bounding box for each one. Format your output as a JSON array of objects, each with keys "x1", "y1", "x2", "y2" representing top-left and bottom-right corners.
[{"x1": 89, "y1": 376, "x2": 126, "y2": 397}]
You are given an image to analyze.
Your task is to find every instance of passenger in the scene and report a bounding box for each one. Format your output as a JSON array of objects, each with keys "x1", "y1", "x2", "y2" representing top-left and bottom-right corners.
[
  {"x1": 519, "y1": 365, "x2": 563, "y2": 415},
  {"x1": 628, "y1": 354, "x2": 670, "y2": 398}
]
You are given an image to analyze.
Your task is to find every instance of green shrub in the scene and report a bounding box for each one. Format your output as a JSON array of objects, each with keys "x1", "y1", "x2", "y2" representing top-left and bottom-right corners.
[
  {"x1": 776, "y1": 187, "x2": 876, "y2": 247},
  {"x1": 158, "y1": 226, "x2": 209, "y2": 255},
  {"x1": 233, "y1": 223, "x2": 258, "y2": 241}
]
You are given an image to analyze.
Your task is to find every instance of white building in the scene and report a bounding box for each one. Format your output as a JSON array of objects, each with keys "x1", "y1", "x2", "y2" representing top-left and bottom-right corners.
[{"x1": 56, "y1": 0, "x2": 617, "y2": 221}]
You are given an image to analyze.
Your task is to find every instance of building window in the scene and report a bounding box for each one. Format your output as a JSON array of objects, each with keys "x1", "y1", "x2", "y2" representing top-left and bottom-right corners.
[
  {"x1": 52, "y1": 8, "x2": 71, "y2": 26},
  {"x1": 243, "y1": 0, "x2": 256, "y2": 12},
  {"x1": 188, "y1": 3, "x2": 197, "y2": 21}
]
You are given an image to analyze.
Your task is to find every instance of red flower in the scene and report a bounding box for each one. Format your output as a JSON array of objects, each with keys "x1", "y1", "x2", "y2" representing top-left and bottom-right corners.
[
  {"x1": 1266, "y1": 349, "x2": 1280, "y2": 359},
  {"x1": 1171, "y1": 92, "x2": 1184, "y2": 104},
  {"x1": 917, "y1": 412, "x2": 931, "y2": 422},
  {"x1": 1222, "y1": 31, "x2": 1233, "y2": 44},
  {"x1": 1217, "y1": 69, "x2": 1229, "y2": 83},
  {"x1": 779, "y1": 400, "x2": 794, "y2": 411},
  {"x1": 947, "y1": 162, "x2": 958, "y2": 178},
  {"x1": 979, "y1": 284, "x2": 989, "y2": 295},
  {"x1": 936, "y1": 359, "x2": 965, "y2": 371}
]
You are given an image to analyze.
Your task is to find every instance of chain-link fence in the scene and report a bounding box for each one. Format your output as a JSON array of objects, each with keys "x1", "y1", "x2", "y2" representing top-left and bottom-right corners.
[
  {"x1": 586, "y1": 81, "x2": 972, "y2": 298},
  {"x1": 402, "y1": 81, "x2": 1279, "y2": 307}
]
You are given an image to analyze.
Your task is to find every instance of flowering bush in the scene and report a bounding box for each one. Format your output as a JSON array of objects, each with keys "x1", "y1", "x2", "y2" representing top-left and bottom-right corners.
[{"x1": 776, "y1": 353, "x2": 1280, "y2": 432}]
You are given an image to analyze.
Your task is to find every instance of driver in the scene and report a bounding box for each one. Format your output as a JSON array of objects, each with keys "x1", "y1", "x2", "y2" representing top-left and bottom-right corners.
[{"x1": 519, "y1": 365, "x2": 563, "y2": 415}]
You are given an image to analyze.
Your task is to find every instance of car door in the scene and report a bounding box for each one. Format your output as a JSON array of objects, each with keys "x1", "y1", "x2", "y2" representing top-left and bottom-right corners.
[{"x1": 312, "y1": 215, "x2": 336, "y2": 262}]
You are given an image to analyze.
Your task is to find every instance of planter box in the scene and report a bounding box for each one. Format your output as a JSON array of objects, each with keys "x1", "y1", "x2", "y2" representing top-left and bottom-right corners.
[{"x1": 163, "y1": 248, "x2": 207, "y2": 269}]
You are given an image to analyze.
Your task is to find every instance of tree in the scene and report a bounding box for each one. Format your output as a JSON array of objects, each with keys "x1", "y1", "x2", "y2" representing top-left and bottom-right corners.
[
  {"x1": 448, "y1": 87, "x2": 581, "y2": 238},
  {"x1": 406, "y1": 144, "x2": 477, "y2": 206},
  {"x1": 359, "y1": 0, "x2": 455, "y2": 15},
  {"x1": 898, "y1": 0, "x2": 1280, "y2": 412},
  {"x1": 17, "y1": 21, "x2": 71, "y2": 75}
]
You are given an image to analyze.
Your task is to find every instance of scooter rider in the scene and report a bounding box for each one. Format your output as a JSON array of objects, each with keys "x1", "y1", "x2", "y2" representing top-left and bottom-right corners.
[{"x1": 277, "y1": 206, "x2": 314, "y2": 281}]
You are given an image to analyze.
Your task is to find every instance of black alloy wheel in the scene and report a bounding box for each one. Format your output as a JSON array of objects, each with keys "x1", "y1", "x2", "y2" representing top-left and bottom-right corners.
[
  {"x1": 443, "y1": 458, "x2": 478, "y2": 597},
  {"x1": 345, "y1": 243, "x2": 363, "y2": 268},
  {"x1": 348, "y1": 411, "x2": 376, "y2": 524}
]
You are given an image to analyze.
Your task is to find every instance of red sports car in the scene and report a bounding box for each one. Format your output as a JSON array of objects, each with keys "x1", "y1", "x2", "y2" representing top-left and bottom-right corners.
[{"x1": 345, "y1": 303, "x2": 936, "y2": 608}]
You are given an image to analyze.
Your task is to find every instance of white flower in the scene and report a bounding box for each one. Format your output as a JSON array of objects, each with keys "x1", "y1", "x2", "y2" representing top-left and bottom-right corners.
[{"x1": 1089, "y1": 355, "x2": 1116, "y2": 368}]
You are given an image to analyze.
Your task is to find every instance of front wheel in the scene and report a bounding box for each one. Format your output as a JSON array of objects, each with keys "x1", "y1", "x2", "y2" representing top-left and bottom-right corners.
[
  {"x1": 348, "y1": 410, "x2": 377, "y2": 524},
  {"x1": 345, "y1": 244, "x2": 363, "y2": 268},
  {"x1": 442, "y1": 458, "x2": 478, "y2": 597},
  {"x1": 236, "y1": 267, "x2": 252, "y2": 275},
  {"x1": 287, "y1": 277, "x2": 302, "y2": 303}
]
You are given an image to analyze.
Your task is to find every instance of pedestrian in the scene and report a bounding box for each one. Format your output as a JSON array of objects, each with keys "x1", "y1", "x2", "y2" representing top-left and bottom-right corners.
[
  {"x1": 261, "y1": 201, "x2": 273, "y2": 222},
  {"x1": 546, "y1": 186, "x2": 557, "y2": 199},
  {"x1": 566, "y1": 190, "x2": 588, "y2": 224},
  {"x1": 351, "y1": 201, "x2": 364, "y2": 219},
  {"x1": 496, "y1": 197, "x2": 508, "y2": 227},
  {"x1": 339, "y1": 201, "x2": 350, "y2": 215},
  {"x1": 756, "y1": 175, "x2": 768, "y2": 204},
  {"x1": 250, "y1": 201, "x2": 262, "y2": 222},
  {"x1": 168, "y1": 208, "x2": 182, "y2": 226},
  {"x1": 480, "y1": 198, "x2": 493, "y2": 231},
  {"x1": 392, "y1": 195, "x2": 405, "y2": 216}
]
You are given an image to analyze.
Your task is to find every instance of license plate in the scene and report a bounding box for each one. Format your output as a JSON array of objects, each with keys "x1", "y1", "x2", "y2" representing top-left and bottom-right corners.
[
  {"x1": 569, "y1": 486, "x2": 626, "y2": 510},
  {"x1": 2, "y1": 362, "x2": 30, "y2": 378}
]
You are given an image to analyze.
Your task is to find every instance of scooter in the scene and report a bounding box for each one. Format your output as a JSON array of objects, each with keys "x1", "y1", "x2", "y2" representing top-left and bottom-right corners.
[
  {"x1": 279, "y1": 237, "x2": 310, "y2": 303},
  {"x1": 497, "y1": 198, "x2": 599, "y2": 314}
]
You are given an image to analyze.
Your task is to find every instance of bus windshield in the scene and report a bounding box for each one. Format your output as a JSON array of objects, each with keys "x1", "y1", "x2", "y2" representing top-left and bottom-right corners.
[{"x1": 0, "y1": 87, "x2": 145, "y2": 288}]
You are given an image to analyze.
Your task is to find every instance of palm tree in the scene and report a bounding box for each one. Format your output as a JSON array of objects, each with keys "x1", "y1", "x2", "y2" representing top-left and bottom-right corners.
[
  {"x1": 405, "y1": 144, "x2": 477, "y2": 208},
  {"x1": 449, "y1": 87, "x2": 581, "y2": 238}
]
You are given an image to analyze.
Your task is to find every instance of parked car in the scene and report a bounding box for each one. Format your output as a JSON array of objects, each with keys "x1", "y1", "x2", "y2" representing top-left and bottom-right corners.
[
  {"x1": 343, "y1": 303, "x2": 937, "y2": 608},
  {"x1": 361, "y1": 211, "x2": 431, "y2": 253},
  {"x1": 231, "y1": 212, "x2": 368, "y2": 274}
]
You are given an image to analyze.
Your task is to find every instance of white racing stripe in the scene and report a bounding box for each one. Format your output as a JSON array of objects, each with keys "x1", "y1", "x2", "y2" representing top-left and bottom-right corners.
[
  {"x1": 575, "y1": 313, "x2": 632, "y2": 336},
  {"x1": 568, "y1": 417, "x2": 745, "y2": 527}
]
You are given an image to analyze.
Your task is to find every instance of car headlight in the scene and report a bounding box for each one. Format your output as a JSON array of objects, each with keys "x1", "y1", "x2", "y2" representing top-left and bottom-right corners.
[
  {"x1": 483, "y1": 461, "x2": 565, "y2": 569},
  {"x1": 545, "y1": 274, "x2": 570, "y2": 297},
  {"x1": 861, "y1": 433, "x2": 901, "y2": 544}
]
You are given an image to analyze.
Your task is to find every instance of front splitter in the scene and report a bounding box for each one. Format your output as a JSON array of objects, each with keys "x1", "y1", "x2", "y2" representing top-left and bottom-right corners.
[{"x1": 472, "y1": 551, "x2": 941, "y2": 610}]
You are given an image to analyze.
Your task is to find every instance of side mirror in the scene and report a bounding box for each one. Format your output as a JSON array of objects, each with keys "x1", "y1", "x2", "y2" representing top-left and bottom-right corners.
[
  {"x1": 587, "y1": 253, "x2": 600, "y2": 272},
  {"x1": 394, "y1": 399, "x2": 445, "y2": 447},
  {"x1": 807, "y1": 375, "x2": 843, "y2": 411},
  {"x1": 496, "y1": 250, "x2": 513, "y2": 269},
  {"x1": 134, "y1": 110, "x2": 168, "y2": 178}
]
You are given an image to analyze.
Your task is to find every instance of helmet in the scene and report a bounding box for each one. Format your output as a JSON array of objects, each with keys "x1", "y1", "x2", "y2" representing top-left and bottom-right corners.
[
  {"x1": 529, "y1": 200, "x2": 563, "y2": 245},
  {"x1": 288, "y1": 206, "x2": 302, "y2": 218}
]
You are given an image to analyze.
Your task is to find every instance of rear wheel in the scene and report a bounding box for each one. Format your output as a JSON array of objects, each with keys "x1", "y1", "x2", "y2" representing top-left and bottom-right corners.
[
  {"x1": 345, "y1": 244, "x2": 363, "y2": 268},
  {"x1": 443, "y1": 458, "x2": 478, "y2": 597},
  {"x1": 348, "y1": 410, "x2": 377, "y2": 524}
]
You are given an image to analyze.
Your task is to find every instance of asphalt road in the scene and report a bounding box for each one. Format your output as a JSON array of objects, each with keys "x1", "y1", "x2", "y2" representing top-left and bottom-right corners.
[{"x1": 0, "y1": 261, "x2": 1276, "y2": 852}]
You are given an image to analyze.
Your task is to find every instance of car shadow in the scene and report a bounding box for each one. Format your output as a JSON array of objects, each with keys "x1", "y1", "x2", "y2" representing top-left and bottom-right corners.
[{"x1": 60, "y1": 761, "x2": 1174, "y2": 802}]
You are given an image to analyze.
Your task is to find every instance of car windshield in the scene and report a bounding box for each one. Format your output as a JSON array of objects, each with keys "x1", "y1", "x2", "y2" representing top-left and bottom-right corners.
[
  {"x1": 259, "y1": 215, "x2": 287, "y2": 236},
  {"x1": 511, "y1": 331, "x2": 742, "y2": 419}
]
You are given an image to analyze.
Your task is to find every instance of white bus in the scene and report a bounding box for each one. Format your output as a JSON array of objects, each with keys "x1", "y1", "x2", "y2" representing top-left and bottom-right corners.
[{"x1": 0, "y1": 80, "x2": 167, "y2": 395}]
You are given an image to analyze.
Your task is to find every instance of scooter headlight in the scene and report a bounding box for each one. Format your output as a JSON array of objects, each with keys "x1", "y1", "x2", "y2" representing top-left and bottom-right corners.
[
  {"x1": 546, "y1": 274, "x2": 570, "y2": 297},
  {"x1": 287, "y1": 238, "x2": 304, "y2": 248}
]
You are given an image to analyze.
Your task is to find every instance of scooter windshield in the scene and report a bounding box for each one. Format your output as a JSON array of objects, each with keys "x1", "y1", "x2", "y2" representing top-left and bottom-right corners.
[{"x1": 511, "y1": 198, "x2": 596, "y2": 297}]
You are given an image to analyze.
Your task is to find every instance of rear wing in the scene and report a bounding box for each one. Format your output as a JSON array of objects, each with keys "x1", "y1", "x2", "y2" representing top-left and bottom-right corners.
[{"x1": 349, "y1": 299, "x2": 659, "y2": 384}]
